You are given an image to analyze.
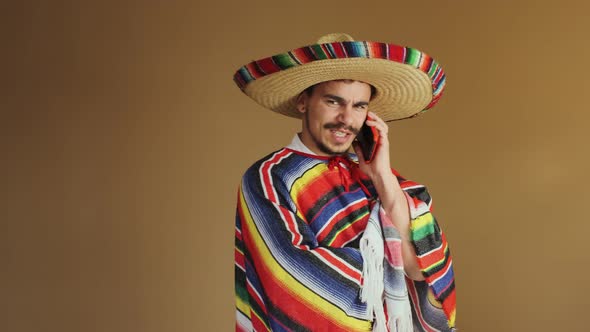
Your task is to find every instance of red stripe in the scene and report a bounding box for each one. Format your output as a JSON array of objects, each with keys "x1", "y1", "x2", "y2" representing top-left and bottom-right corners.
[
  {"x1": 314, "y1": 248, "x2": 362, "y2": 282},
  {"x1": 295, "y1": 171, "x2": 335, "y2": 221},
  {"x1": 367, "y1": 41, "x2": 386, "y2": 59},
  {"x1": 418, "y1": 243, "x2": 446, "y2": 269},
  {"x1": 260, "y1": 149, "x2": 291, "y2": 201},
  {"x1": 330, "y1": 216, "x2": 368, "y2": 247},
  {"x1": 419, "y1": 54, "x2": 433, "y2": 72},
  {"x1": 400, "y1": 180, "x2": 420, "y2": 188},
  {"x1": 366, "y1": 42, "x2": 376, "y2": 58},
  {"x1": 417, "y1": 233, "x2": 448, "y2": 268},
  {"x1": 330, "y1": 42, "x2": 347, "y2": 58},
  {"x1": 260, "y1": 150, "x2": 304, "y2": 246},
  {"x1": 295, "y1": 165, "x2": 368, "y2": 224},
  {"x1": 387, "y1": 44, "x2": 405, "y2": 62},
  {"x1": 257, "y1": 57, "x2": 281, "y2": 75},
  {"x1": 424, "y1": 249, "x2": 452, "y2": 283},
  {"x1": 317, "y1": 199, "x2": 366, "y2": 241},
  {"x1": 260, "y1": 157, "x2": 278, "y2": 202},
  {"x1": 442, "y1": 289, "x2": 456, "y2": 319},
  {"x1": 291, "y1": 48, "x2": 314, "y2": 64},
  {"x1": 246, "y1": 62, "x2": 264, "y2": 79},
  {"x1": 251, "y1": 312, "x2": 270, "y2": 332}
]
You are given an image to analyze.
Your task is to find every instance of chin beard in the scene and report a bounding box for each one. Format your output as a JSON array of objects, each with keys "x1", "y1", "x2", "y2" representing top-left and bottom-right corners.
[{"x1": 316, "y1": 140, "x2": 350, "y2": 156}]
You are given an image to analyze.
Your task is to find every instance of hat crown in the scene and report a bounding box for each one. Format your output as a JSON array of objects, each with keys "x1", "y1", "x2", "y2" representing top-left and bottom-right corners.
[{"x1": 316, "y1": 33, "x2": 355, "y2": 43}]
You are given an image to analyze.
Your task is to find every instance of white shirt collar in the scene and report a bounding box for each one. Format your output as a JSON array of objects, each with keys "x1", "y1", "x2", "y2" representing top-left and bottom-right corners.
[{"x1": 286, "y1": 133, "x2": 317, "y2": 155}]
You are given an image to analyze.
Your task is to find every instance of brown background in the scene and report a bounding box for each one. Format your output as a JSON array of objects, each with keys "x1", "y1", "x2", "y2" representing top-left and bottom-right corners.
[{"x1": 4, "y1": 0, "x2": 590, "y2": 331}]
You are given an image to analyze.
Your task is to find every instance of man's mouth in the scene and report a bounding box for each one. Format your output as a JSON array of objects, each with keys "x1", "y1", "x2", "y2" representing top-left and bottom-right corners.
[{"x1": 332, "y1": 129, "x2": 350, "y2": 138}]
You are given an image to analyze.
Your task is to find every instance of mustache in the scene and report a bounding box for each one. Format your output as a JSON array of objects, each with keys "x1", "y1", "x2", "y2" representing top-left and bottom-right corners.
[{"x1": 323, "y1": 123, "x2": 360, "y2": 135}]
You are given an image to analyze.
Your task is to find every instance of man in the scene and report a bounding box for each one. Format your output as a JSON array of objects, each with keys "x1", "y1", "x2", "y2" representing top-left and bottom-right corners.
[{"x1": 233, "y1": 33, "x2": 456, "y2": 332}]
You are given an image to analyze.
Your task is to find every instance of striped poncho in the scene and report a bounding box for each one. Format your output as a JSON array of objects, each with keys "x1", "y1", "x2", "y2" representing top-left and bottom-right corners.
[{"x1": 235, "y1": 147, "x2": 456, "y2": 331}]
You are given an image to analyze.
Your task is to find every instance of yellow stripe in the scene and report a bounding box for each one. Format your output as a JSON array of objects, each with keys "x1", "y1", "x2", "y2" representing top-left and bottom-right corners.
[
  {"x1": 449, "y1": 309, "x2": 456, "y2": 327},
  {"x1": 239, "y1": 188, "x2": 370, "y2": 331},
  {"x1": 236, "y1": 296, "x2": 250, "y2": 318},
  {"x1": 326, "y1": 210, "x2": 368, "y2": 246},
  {"x1": 422, "y1": 244, "x2": 449, "y2": 273},
  {"x1": 411, "y1": 212, "x2": 434, "y2": 230},
  {"x1": 290, "y1": 163, "x2": 328, "y2": 220}
]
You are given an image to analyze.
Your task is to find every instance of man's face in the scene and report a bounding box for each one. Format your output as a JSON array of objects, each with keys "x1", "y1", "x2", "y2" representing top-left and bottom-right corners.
[{"x1": 297, "y1": 80, "x2": 372, "y2": 156}]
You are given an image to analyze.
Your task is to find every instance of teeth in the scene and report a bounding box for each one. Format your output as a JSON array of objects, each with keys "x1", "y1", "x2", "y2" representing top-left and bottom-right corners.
[{"x1": 334, "y1": 131, "x2": 347, "y2": 137}]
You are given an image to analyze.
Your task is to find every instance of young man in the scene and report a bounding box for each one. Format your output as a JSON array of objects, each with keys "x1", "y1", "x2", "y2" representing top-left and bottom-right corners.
[{"x1": 233, "y1": 33, "x2": 456, "y2": 332}]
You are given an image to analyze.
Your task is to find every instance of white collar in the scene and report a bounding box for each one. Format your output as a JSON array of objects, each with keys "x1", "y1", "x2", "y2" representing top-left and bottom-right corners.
[{"x1": 286, "y1": 134, "x2": 317, "y2": 155}]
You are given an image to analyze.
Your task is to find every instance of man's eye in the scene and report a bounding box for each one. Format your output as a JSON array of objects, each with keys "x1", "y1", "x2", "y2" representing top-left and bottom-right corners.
[{"x1": 327, "y1": 99, "x2": 338, "y2": 105}]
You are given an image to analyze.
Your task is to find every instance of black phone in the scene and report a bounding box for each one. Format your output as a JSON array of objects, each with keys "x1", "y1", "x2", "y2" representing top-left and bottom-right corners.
[{"x1": 356, "y1": 118, "x2": 379, "y2": 163}]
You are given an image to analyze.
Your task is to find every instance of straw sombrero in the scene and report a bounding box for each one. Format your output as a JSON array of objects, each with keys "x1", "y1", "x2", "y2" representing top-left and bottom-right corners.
[{"x1": 233, "y1": 33, "x2": 446, "y2": 122}]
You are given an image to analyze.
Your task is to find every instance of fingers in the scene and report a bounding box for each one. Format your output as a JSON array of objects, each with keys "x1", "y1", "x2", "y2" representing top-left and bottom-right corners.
[{"x1": 366, "y1": 111, "x2": 388, "y2": 137}]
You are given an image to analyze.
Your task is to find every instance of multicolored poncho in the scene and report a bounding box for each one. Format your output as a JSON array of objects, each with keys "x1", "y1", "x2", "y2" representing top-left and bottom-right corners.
[{"x1": 235, "y1": 147, "x2": 456, "y2": 331}]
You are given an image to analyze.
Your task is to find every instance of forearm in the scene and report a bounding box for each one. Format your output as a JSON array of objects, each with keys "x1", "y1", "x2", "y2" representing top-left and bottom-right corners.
[{"x1": 371, "y1": 172, "x2": 424, "y2": 281}]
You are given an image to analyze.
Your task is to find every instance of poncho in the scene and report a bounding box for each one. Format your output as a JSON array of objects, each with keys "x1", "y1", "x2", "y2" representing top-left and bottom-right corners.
[{"x1": 235, "y1": 147, "x2": 456, "y2": 331}]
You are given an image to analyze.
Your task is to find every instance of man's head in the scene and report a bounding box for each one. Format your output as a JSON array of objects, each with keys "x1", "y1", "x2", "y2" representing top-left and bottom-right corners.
[{"x1": 296, "y1": 80, "x2": 373, "y2": 156}]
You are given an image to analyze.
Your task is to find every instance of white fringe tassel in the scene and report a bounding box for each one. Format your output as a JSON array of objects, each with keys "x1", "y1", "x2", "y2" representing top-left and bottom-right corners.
[
  {"x1": 386, "y1": 292, "x2": 413, "y2": 332},
  {"x1": 360, "y1": 204, "x2": 414, "y2": 332},
  {"x1": 360, "y1": 219, "x2": 387, "y2": 332}
]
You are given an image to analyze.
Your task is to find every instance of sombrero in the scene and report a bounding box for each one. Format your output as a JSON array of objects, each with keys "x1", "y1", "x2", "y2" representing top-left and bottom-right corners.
[{"x1": 233, "y1": 33, "x2": 446, "y2": 122}]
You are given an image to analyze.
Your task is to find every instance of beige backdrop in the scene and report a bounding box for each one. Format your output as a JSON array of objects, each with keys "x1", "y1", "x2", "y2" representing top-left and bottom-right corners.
[{"x1": 4, "y1": 0, "x2": 590, "y2": 331}]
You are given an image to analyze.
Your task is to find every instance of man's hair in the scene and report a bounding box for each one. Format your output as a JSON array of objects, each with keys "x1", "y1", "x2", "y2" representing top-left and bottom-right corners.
[{"x1": 303, "y1": 80, "x2": 377, "y2": 100}]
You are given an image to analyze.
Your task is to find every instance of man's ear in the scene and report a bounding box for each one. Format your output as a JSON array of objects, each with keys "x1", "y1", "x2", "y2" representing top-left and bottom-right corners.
[{"x1": 296, "y1": 93, "x2": 307, "y2": 114}]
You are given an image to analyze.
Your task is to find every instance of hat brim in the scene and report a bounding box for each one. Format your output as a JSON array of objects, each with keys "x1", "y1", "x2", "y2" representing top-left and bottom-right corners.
[{"x1": 234, "y1": 41, "x2": 446, "y2": 122}]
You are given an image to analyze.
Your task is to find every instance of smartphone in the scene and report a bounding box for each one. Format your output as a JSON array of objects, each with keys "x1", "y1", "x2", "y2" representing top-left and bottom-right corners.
[{"x1": 356, "y1": 117, "x2": 380, "y2": 163}]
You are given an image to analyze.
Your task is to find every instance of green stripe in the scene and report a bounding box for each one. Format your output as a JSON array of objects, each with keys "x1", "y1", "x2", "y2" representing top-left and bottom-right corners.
[
  {"x1": 325, "y1": 209, "x2": 369, "y2": 245},
  {"x1": 405, "y1": 47, "x2": 421, "y2": 67},
  {"x1": 273, "y1": 53, "x2": 298, "y2": 69},
  {"x1": 428, "y1": 61, "x2": 439, "y2": 77},
  {"x1": 311, "y1": 44, "x2": 328, "y2": 60},
  {"x1": 411, "y1": 221, "x2": 436, "y2": 241},
  {"x1": 236, "y1": 282, "x2": 249, "y2": 302}
]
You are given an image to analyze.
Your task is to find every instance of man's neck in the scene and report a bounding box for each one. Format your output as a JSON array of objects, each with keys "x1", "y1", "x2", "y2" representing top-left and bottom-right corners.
[{"x1": 286, "y1": 133, "x2": 318, "y2": 155}]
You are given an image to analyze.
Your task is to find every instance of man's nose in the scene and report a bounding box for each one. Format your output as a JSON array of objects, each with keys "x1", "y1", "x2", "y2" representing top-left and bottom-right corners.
[{"x1": 337, "y1": 104, "x2": 354, "y2": 125}]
